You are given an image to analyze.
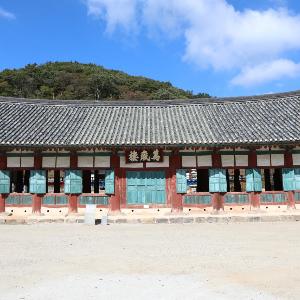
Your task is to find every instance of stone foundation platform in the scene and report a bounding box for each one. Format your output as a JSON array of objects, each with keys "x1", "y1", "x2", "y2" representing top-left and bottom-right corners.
[{"x1": 2, "y1": 211, "x2": 300, "y2": 225}]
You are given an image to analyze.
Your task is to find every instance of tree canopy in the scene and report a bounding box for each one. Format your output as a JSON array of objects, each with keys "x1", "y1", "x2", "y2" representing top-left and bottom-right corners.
[{"x1": 0, "y1": 62, "x2": 210, "y2": 101}]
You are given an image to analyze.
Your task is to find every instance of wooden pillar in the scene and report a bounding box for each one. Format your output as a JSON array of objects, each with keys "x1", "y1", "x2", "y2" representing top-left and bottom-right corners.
[
  {"x1": 69, "y1": 151, "x2": 78, "y2": 214},
  {"x1": 168, "y1": 151, "x2": 183, "y2": 212},
  {"x1": 284, "y1": 149, "x2": 293, "y2": 167},
  {"x1": 109, "y1": 153, "x2": 121, "y2": 213},
  {"x1": 284, "y1": 149, "x2": 295, "y2": 208},
  {"x1": 248, "y1": 149, "x2": 257, "y2": 168},
  {"x1": 0, "y1": 194, "x2": 5, "y2": 213},
  {"x1": 32, "y1": 195, "x2": 42, "y2": 214},
  {"x1": 32, "y1": 152, "x2": 43, "y2": 214},
  {"x1": 0, "y1": 152, "x2": 7, "y2": 213},
  {"x1": 286, "y1": 191, "x2": 295, "y2": 209},
  {"x1": 248, "y1": 149, "x2": 260, "y2": 209},
  {"x1": 212, "y1": 193, "x2": 225, "y2": 210},
  {"x1": 212, "y1": 150, "x2": 221, "y2": 168},
  {"x1": 70, "y1": 151, "x2": 78, "y2": 169},
  {"x1": 211, "y1": 149, "x2": 223, "y2": 211}
]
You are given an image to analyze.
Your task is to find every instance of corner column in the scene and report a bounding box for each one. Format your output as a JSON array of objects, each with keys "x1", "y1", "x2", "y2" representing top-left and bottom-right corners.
[
  {"x1": 0, "y1": 152, "x2": 7, "y2": 213},
  {"x1": 109, "y1": 153, "x2": 121, "y2": 213},
  {"x1": 32, "y1": 153, "x2": 42, "y2": 214},
  {"x1": 68, "y1": 151, "x2": 78, "y2": 214},
  {"x1": 168, "y1": 151, "x2": 183, "y2": 212}
]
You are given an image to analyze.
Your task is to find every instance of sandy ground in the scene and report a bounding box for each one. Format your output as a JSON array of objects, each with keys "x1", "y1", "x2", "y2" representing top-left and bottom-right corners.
[{"x1": 0, "y1": 223, "x2": 300, "y2": 300}]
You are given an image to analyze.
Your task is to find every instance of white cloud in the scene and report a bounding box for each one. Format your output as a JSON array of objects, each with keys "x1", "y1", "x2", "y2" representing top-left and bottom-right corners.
[
  {"x1": 85, "y1": 0, "x2": 300, "y2": 86},
  {"x1": 85, "y1": 0, "x2": 138, "y2": 33},
  {"x1": 0, "y1": 7, "x2": 15, "y2": 19},
  {"x1": 231, "y1": 59, "x2": 300, "y2": 87}
]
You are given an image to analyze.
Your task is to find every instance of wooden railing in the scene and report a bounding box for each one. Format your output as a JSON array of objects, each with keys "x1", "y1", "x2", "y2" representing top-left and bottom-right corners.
[
  {"x1": 294, "y1": 191, "x2": 300, "y2": 202},
  {"x1": 79, "y1": 194, "x2": 109, "y2": 205},
  {"x1": 184, "y1": 193, "x2": 211, "y2": 205},
  {"x1": 224, "y1": 192, "x2": 249, "y2": 204},
  {"x1": 184, "y1": 191, "x2": 288, "y2": 206},
  {"x1": 5, "y1": 193, "x2": 109, "y2": 206},
  {"x1": 260, "y1": 191, "x2": 287, "y2": 204},
  {"x1": 43, "y1": 193, "x2": 68, "y2": 205},
  {"x1": 6, "y1": 193, "x2": 32, "y2": 205},
  {"x1": 3, "y1": 191, "x2": 292, "y2": 207}
]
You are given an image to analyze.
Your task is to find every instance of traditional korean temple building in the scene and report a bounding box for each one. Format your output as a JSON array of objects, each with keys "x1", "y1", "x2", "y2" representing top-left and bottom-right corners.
[{"x1": 0, "y1": 91, "x2": 300, "y2": 216}]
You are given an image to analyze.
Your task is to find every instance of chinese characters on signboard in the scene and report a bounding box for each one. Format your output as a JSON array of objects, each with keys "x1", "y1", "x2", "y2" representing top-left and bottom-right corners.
[{"x1": 126, "y1": 149, "x2": 163, "y2": 163}]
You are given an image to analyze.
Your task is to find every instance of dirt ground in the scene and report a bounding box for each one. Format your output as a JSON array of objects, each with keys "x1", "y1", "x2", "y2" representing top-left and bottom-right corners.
[{"x1": 0, "y1": 222, "x2": 300, "y2": 300}]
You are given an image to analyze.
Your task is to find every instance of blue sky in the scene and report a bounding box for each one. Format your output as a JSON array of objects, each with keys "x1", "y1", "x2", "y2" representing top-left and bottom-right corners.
[{"x1": 1, "y1": 0, "x2": 300, "y2": 97}]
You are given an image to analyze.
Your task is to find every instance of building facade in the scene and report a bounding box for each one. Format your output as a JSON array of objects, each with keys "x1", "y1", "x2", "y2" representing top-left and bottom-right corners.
[{"x1": 0, "y1": 91, "x2": 300, "y2": 215}]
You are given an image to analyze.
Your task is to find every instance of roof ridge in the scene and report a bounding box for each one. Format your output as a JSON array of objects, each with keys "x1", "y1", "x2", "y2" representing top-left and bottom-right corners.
[{"x1": 0, "y1": 90, "x2": 299, "y2": 107}]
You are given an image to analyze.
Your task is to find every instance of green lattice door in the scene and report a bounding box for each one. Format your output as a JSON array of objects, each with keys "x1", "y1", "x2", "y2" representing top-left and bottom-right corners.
[{"x1": 127, "y1": 171, "x2": 166, "y2": 205}]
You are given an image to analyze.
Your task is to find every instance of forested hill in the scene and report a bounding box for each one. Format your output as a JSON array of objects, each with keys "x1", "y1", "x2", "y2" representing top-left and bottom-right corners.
[{"x1": 0, "y1": 62, "x2": 210, "y2": 101}]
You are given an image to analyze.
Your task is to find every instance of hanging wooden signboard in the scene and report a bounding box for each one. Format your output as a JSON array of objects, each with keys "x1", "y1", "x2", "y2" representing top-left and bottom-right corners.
[{"x1": 125, "y1": 149, "x2": 163, "y2": 163}]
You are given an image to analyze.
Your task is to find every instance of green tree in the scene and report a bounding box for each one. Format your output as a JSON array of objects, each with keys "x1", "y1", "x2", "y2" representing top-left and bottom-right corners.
[{"x1": 0, "y1": 62, "x2": 210, "y2": 101}]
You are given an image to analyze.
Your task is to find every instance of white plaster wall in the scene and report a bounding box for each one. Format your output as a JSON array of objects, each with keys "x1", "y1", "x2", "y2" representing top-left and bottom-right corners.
[
  {"x1": 293, "y1": 154, "x2": 300, "y2": 166},
  {"x1": 41, "y1": 207, "x2": 69, "y2": 215},
  {"x1": 197, "y1": 155, "x2": 212, "y2": 167},
  {"x1": 95, "y1": 156, "x2": 110, "y2": 168},
  {"x1": 42, "y1": 157, "x2": 56, "y2": 168},
  {"x1": 257, "y1": 154, "x2": 271, "y2": 166},
  {"x1": 42, "y1": 156, "x2": 70, "y2": 168},
  {"x1": 221, "y1": 155, "x2": 235, "y2": 167},
  {"x1": 271, "y1": 154, "x2": 284, "y2": 166},
  {"x1": 182, "y1": 156, "x2": 197, "y2": 168},
  {"x1": 7, "y1": 157, "x2": 21, "y2": 167},
  {"x1": 78, "y1": 156, "x2": 93, "y2": 168},
  {"x1": 235, "y1": 155, "x2": 248, "y2": 166},
  {"x1": 56, "y1": 156, "x2": 70, "y2": 168},
  {"x1": 21, "y1": 156, "x2": 34, "y2": 168},
  {"x1": 120, "y1": 156, "x2": 143, "y2": 168},
  {"x1": 146, "y1": 156, "x2": 169, "y2": 168},
  {"x1": 5, "y1": 206, "x2": 32, "y2": 216}
]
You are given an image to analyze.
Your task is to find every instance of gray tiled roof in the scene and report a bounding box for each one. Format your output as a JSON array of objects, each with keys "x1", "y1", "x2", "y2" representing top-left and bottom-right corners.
[{"x1": 0, "y1": 91, "x2": 299, "y2": 148}]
